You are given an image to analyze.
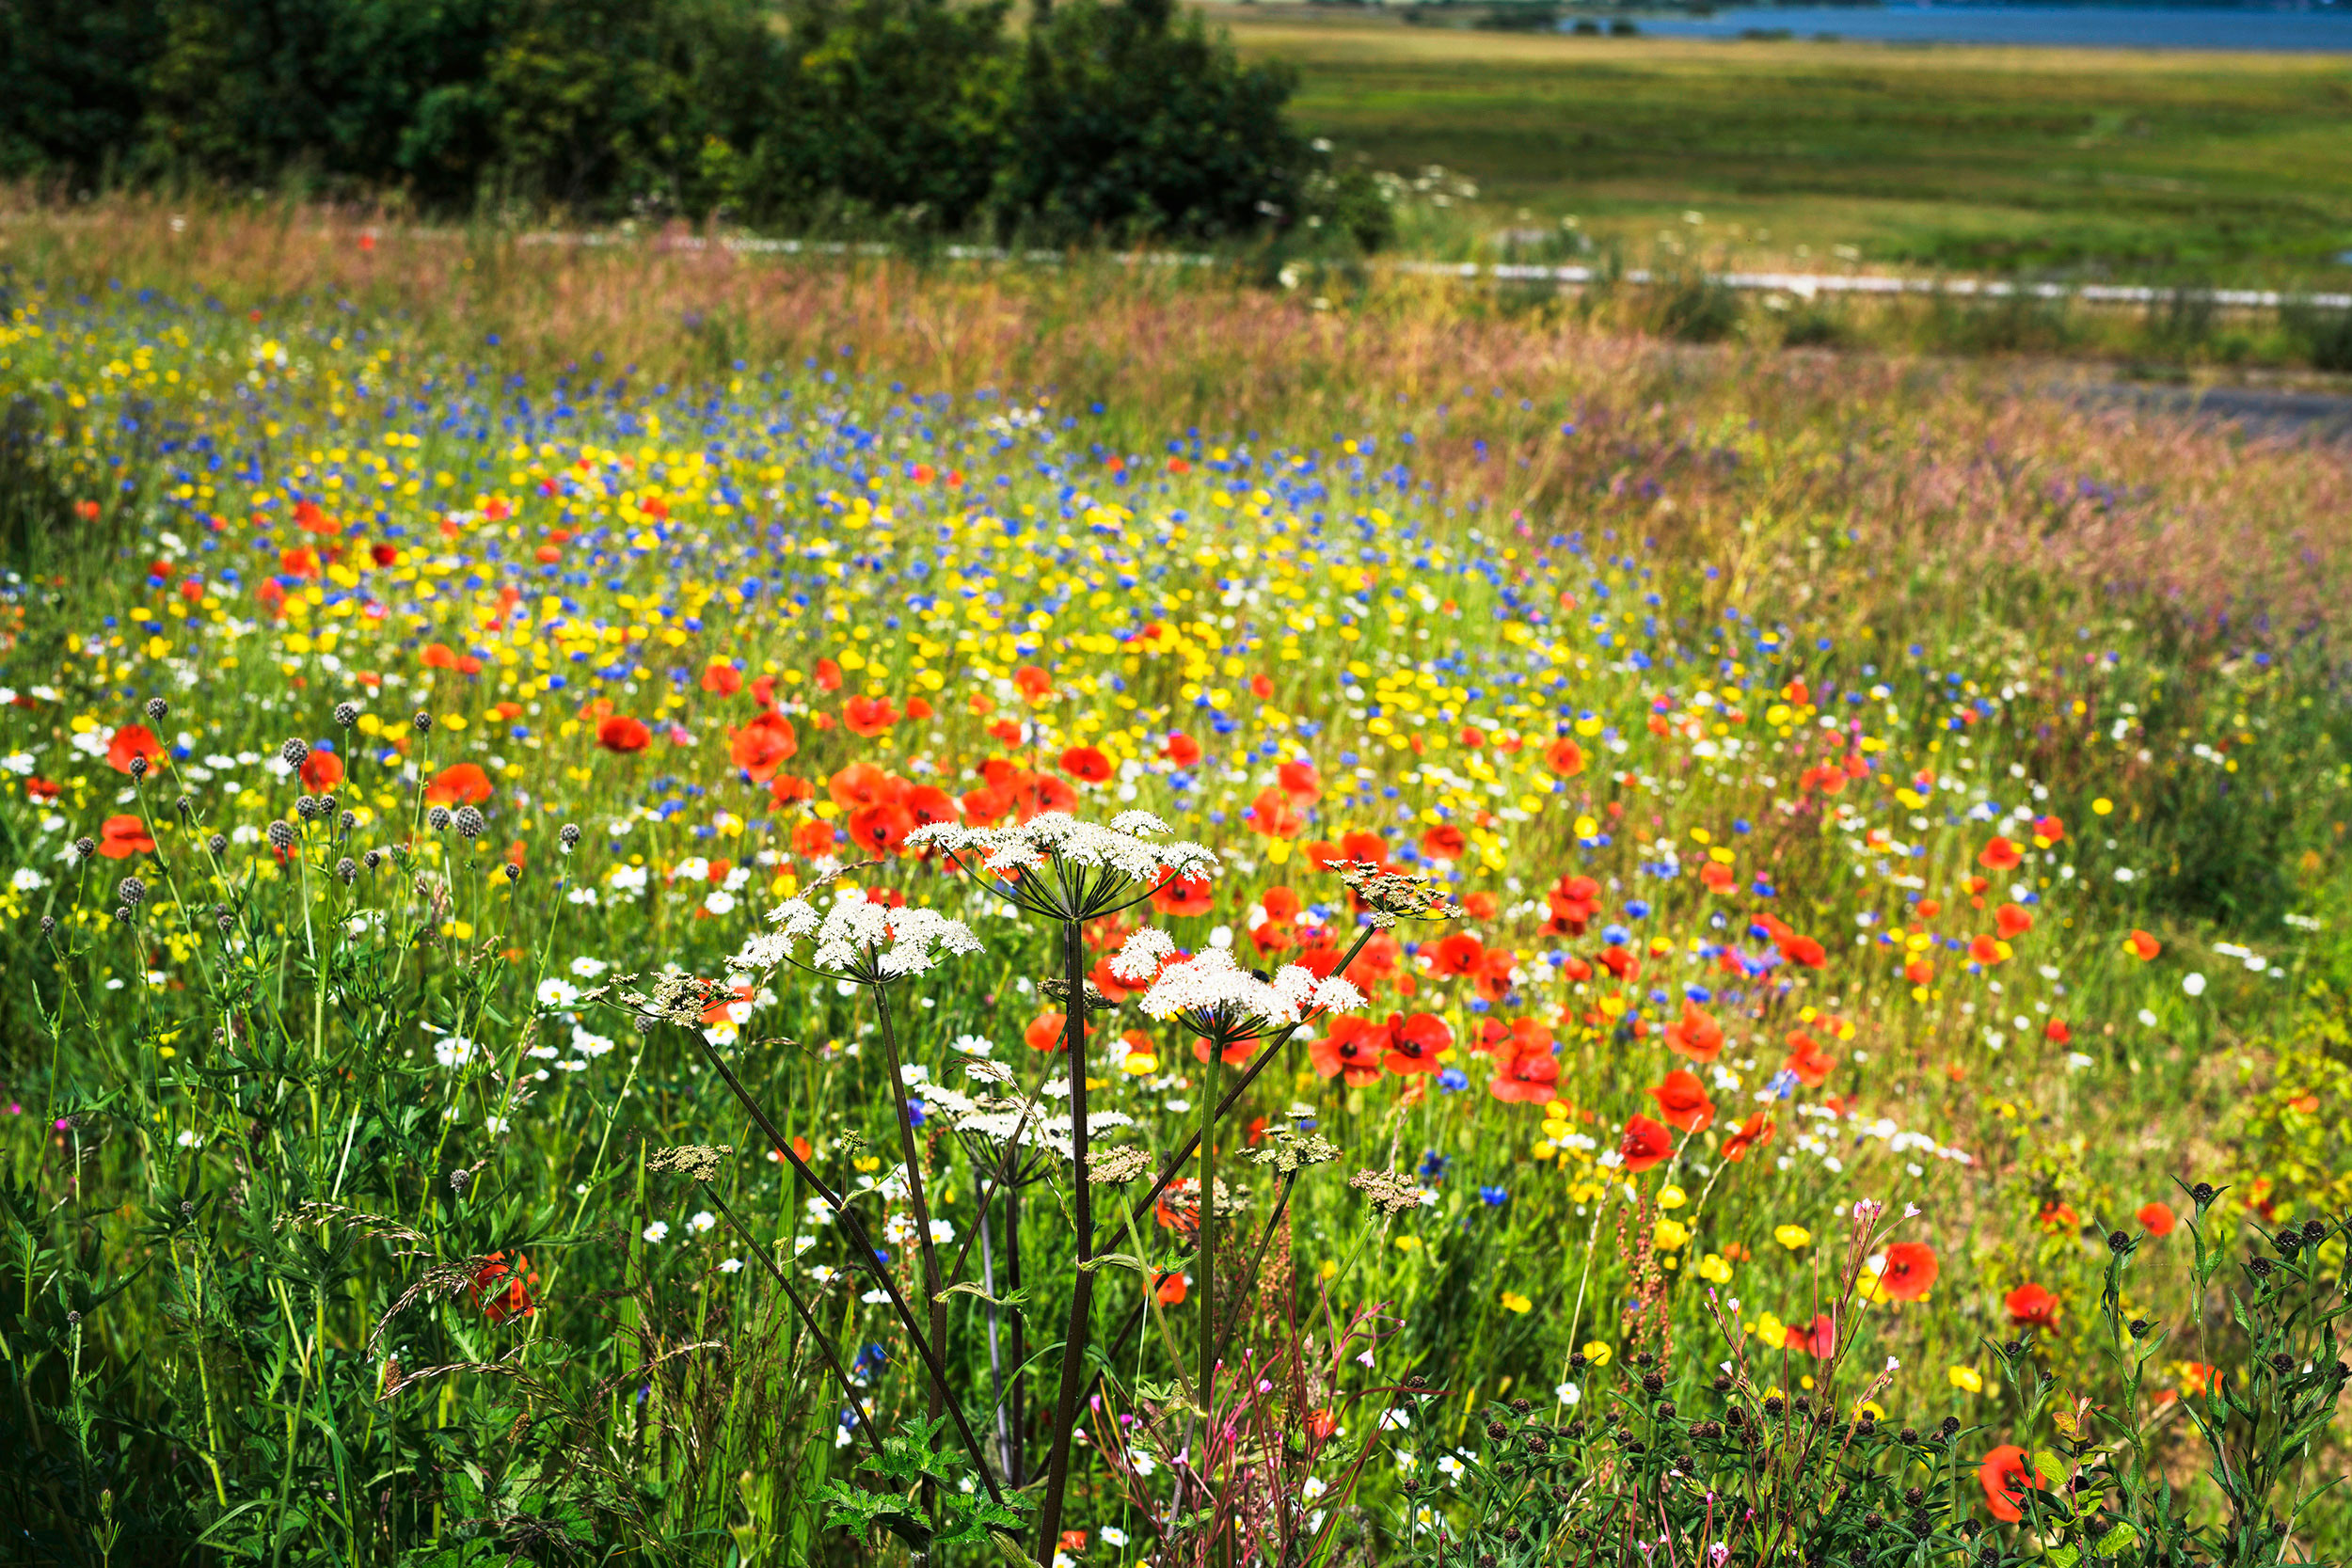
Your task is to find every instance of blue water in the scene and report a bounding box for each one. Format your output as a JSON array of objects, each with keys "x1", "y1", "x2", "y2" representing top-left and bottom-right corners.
[{"x1": 1615, "y1": 4, "x2": 2352, "y2": 49}]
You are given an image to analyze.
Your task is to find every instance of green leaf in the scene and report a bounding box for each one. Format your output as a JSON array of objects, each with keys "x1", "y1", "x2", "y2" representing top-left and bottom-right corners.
[
  {"x1": 2045, "y1": 1544, "x2": 2080, "y2": 1568},
  {"x1": 2032, "y1": 1450, "x2": 2070, "y2": 1486},
  {"x1": 2093, "y1": 1521, "x2": 2138, "y2": 1555}
]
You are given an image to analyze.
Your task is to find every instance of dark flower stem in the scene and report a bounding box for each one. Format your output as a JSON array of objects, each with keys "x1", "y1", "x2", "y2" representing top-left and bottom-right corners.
[{"x1": 1035, "y1": 916, "x2": 1095, "y2": 1558}]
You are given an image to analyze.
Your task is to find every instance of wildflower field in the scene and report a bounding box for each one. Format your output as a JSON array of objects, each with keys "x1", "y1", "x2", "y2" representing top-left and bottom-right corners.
[{"x1": 6, "y1": 205, "x2": 2352, "y2": 1567}]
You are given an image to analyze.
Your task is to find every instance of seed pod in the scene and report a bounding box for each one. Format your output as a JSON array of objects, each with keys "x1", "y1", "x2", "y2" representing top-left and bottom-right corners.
[
  {"x1": 281, "y1": 737, "x2": 310, "y2": 768},
  {"x1": 453, "y1": 806, "x2": 486, "y2": 840},
  {"x1": 145, "y1": 697, "x2": 169, "y2": 721},
  {"x1": 334, "y1": 702, "x2": 359, "y2": 727},
  {"x1": 116, "y1": 877, "x2": 147, "y2": 906},
  {"x1": 426, "y1": 806, "x2": 452, "y2": 832},
  {"x1": 128, "y1": 754, "x2": 148, "y2": 779},
  {"x1": 413, "y1": 711, "x2": 434, "y2": 733},
  {"x1": 266, "y1": 820, "x2": 295, "y2": 850}
]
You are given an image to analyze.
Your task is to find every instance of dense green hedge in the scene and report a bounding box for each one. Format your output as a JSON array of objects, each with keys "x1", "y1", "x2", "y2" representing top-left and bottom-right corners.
[{"x1": 0, "y1": 0, "x2": 1382, "y2": 245}]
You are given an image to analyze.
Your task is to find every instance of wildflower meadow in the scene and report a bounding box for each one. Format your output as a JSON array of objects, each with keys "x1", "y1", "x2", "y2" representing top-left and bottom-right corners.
[{"x1": 5, "y1": 207, "x2": 2352, "y2": 1567}]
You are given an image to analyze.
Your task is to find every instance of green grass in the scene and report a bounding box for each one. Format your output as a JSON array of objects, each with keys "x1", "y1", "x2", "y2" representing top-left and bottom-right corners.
[{"x1": 1222, "y1": 8, "x2": 2352, "y2": 289}]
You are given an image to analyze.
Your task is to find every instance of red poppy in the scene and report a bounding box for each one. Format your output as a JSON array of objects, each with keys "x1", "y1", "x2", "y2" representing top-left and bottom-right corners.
[
  {"x1": 106, "y1": 723, "x2": 165, "y2": 775},
  {"x1": 1250, "y1": 786, "x2": 1305, "y2": 839},
  {"x1": 1154, "y1": 1271, "x2": 1188, "y2": 1307},
  {"x1": 470, "y1": 1251, "x2": 540, "y2": 1323},
  {"x1": 596, "y1": 716, "x2": 651, "y2": 753},
  {"x1": 1979, "y1": 1446, "x2": 2040, "y2": 1524},
  {"x1": 701, "y1": 661, "x2": 743, "y2": 696},
  {"x1": 1489, "y1": 1048, "x2": 1559, "y2": 1105},
  {"x1": 1263, "y1": 886, "x2": 1301, "y2": 923},
  {"x1": 2031, "y1": 815, "x2": 2065, "y2": 845},
  {"x1": 1163, "y1": 732, "x2": 1202, "y2": 768},
  {"x1": 1994, "y1": 902, "x2": 2033, "y2": 939},
  {"x1": 1785, "y1": 1313, "x2": 1836, "y2": 1359},
  {"x1": 1249, "y1": 672, "x2": 1275, "y2": 699},
  {"x1": 98, "y1": 814, "x2": 155, "y2": 859},
  {"x1": 828, "y1": 762, "x2": 898, "y2": 813},
  {"x1": 1597, "y1": 944, "x2": 1640, "y2": 982},
  {"x1": 1277, "y1": 760, "x2": 1322, "y2": 802},
  {"x1": 1647, "y1": 1069, "x2": 1715, "y2": 1133},
  {"x1": 425, "y1": 763, "x2": 492, "y2": 805},
  {"x1": 847, "y1": 802, "x2": 915, "y2": 856},
  {"x1": 903, "y1": 784, "x2": 957, "y2": 831},
  {"x1": 813, "y1": 657, "x2": 843, "y2": 691},
  {"x1": 1969, "y1": 934, "x2": 2008, "y2": 966},
  {"x1": 1311, "y1": 1015, "x2": 1390, "y2": 1085},
  {"x1": 1722, "y1": 1112, "x2": 1775, "y2": 1163},
  {"x1": 1060, "y1": 746, "x2": 1113, "y2": 784},
  {"x1": 1778, "y1": 932, "x2": 1827, "y2": 968},
  {"x1": 791, "y1": 819, "x2": 838, "y2": 858},
  {"x1": 1381, "y1": 1012, "x2": 1453, "y2": 1075},
  {"x1": 1420, "y1": 823, "x2": 1468, "y2": 861},
  {"x1": 1151, "y1": 871, "x2": 1215, "y2": 917},
  {"x1": 2125, "y1": 928, "x2": 2161, "y2": 960},
  {"x1": 1026, "y1": 1010, "x2": 1087, "y2": 1053},
  {"x1": 1429, "y1": 933, "x2": 1486, "y2": 978},
  {"x1": 2005, "y1": 1282, "x2": 2058, "y2": 1330},
  {"x1": 1664, "y1": 1002, "x2": 1724, "y2": 1064},
  {"x1": 1786, "y1": 1031, "x2": 1836, "y2": 1088},
  {"x1": 2044, "y1": 1019, "x2": 2072, "y2": 1044},
  {"x1": 1340, "y1": 831, "x2": 1389, "y2": 864},
  {"x1": 1979, "y1": 836, "x2": 2022, "y2": 871},
  {"x1": 2137, "y1": 1201, "x2": 2176, "y2": 1237},
  {"x1": 1618, "y1": 1114, "x2": 1674, "y2": 1174},
  {"x1": 728, "y1": 711, "x2": 798, "y2": 782},
  {"x1": 1880, "y1": 1242, "x2": 1938, "y2": 1302},
  {"x1": 1545, "y1": 737, "x2": 1585, "y2": 776},
  {"x1": 1462, "y1": 891, "x2": 1499, "y2": 921},
  {"x1": 1007, "y1": 773, "x2": 1078, "y2": 820},
  {"x1": 421, "y1": 642, "x2": 460, "y2": 670},
  {"x1": 1013, "y1": 665, "x2": 1054, "y2": 700},
  {"x1": 770, "y1": 772, "x2": 815, "y2": 807},
  {"x1": 843, "y1": 695, "x2": 898, "y2": 737},
  {"x1": 2037, "y1": 1201, "x2": 2080, "y2": 1234},
  {"x1": 299, "y1": 751, "x2": 344, "y2": 792},
  {"x1": 1545, "y1": 874, "x2": 1601, "y2": 935}
]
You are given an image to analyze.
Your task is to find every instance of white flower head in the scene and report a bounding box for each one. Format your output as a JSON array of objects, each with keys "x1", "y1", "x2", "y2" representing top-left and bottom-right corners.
[
  {"x1": 1109, "y1": 926, "x2": 1178, "y2": 982},
  {"x1": 907, "y1": 811, "x2": 1218, "y2": 917},
  {"x1": 738, "y1": 890, "x2": 982, "y2": 981},
  {"x1": 1136, "y1": 947, "x2": 1362, "y2": 1034}
]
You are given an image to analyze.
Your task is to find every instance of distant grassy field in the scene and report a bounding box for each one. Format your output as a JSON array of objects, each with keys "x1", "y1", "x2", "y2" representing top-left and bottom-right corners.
[{"x1": 1219, "y1": 8, "x2": 2352, "y2": 288}]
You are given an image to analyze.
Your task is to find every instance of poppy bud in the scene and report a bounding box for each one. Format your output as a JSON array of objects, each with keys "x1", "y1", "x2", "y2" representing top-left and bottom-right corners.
[{"x1": 2107, "y1": 1230, "x2": 2130, "y2": 1253}]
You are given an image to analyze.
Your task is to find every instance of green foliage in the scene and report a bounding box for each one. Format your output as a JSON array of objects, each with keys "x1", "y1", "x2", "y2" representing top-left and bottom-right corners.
[
  {"x1": 0, "y1": 0, "x2": 166, "y2": 183},
  {"x1": 1, "y1": 0, "x2": 1345, "y2": 243},
  {"x1": 1001, "y1": 0, "x2": 1311, "y2": 242},
  {"x1": 816, "y1": 1414, "x2": 1026, "y2": 1553}
]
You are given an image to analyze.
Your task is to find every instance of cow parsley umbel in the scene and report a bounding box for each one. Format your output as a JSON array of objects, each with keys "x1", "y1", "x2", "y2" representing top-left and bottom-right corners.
[{"x1": 907, "y1": 810, "x2": 1218, "y2": 1554}]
